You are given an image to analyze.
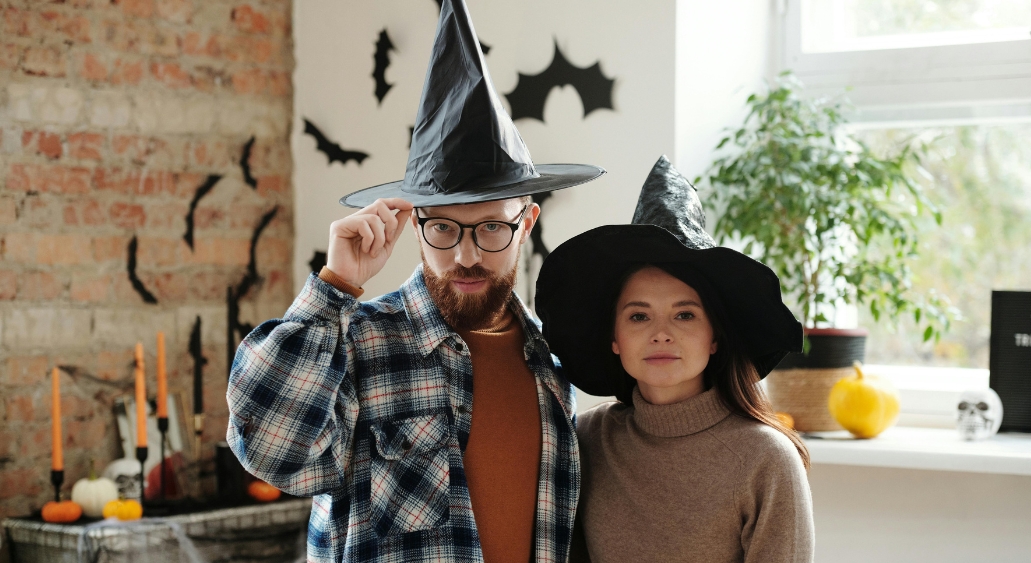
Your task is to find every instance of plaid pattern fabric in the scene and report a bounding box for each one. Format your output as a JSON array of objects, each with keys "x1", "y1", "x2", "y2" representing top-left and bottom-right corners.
[{"x1": 227, "y1": 265, "x2": 580, "y2": 563}]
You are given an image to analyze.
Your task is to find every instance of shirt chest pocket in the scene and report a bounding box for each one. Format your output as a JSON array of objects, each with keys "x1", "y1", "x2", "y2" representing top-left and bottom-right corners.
[{"x1": 369, "y1": 413, "x2": 452, "y2": 537}]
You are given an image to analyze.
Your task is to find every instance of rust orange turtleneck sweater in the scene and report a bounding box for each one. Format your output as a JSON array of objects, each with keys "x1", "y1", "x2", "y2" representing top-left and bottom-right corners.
[{"x1": 458, "y1": 310, "x2": 542, "y2": 563}]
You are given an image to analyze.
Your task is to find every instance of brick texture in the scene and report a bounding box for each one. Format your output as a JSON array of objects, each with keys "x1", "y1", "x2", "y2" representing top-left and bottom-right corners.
[{"x1": 0, "y1": 0, "x2": 294, "y2": 519}]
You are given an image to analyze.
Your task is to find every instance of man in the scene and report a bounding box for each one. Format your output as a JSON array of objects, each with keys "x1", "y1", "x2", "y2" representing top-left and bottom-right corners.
[{"x1": 226, "y1": 0, "x2": 604, "y2": 561}]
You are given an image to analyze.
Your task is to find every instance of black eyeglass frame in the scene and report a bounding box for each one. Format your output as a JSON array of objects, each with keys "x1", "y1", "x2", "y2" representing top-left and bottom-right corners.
[{"x1": 416, "y1": 205, "x2": 529, "y2": 252}]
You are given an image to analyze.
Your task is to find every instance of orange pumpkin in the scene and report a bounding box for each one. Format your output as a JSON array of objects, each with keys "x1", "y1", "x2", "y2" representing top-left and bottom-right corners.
[
  {"x1": 102, "y1": 498, "x2": 143, "y2": 521},
  {"x1": 247, "y1": 480, "x2": 281, "y2": 502},
  {"x1": 42, "y1": 500, "x2": 83, "y2": 523}
]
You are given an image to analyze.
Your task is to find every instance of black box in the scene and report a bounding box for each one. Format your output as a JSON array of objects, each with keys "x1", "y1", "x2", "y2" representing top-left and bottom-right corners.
[{"x1": 990, "y1": 291, "x2": 1031, "y2": 433}]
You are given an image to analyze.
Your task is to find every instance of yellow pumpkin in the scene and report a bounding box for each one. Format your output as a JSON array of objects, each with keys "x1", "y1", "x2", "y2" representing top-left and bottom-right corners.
[
  {"x1": 828, "y1": 362, "x2": 900, "y2": 439},
  {"x1": 102, "y1": 498, "x2": 143, "y2": 521}
]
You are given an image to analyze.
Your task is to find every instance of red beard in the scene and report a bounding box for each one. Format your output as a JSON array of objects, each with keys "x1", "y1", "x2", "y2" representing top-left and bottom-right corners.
[{"x1": 422, "y1": 257, "x2": 518, "y2": 331}]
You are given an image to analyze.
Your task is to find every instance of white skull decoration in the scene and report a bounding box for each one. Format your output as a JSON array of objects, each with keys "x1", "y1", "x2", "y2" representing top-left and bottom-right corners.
[
  {"x1": 956, "y1": 388, "x2": 1003, "y2": 441},
  {"x1": 102, "y1": 457, "x2": 144, "y2": 500}
]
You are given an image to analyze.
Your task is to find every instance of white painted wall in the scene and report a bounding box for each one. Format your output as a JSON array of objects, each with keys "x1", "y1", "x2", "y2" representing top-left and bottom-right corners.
[
  {"x1": 810, "y1": 464, "x2": 1031, "y2": 563},
  {"x1": 674, "y1": 0, "x2": 776, "y2": 182}
]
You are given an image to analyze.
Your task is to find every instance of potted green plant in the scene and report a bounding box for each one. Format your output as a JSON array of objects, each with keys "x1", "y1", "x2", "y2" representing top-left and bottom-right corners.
[{"x1": 698, "y1": 72, "x2": 955, "y2": 431}]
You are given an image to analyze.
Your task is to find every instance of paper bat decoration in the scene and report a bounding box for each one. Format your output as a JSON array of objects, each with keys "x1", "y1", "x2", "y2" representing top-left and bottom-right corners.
[
  {"x1": 309, "y1": 250, "x2": 327, "y2": 273},
  {"x1": 226, "y1": 205, "x2": 279, "y2": 374},
  {"x1": 240, "y1": 136, "x2": 258, "y2": 189},
  {"x1": 183, "y1": 174, "x2": 223, "y2": 250},
  {"x1": 127, "y1": 236, "x2": 158, "y2": 304},
  {"x1": 505, "y1": 41, "x2": 615, "y2": 122},
  {"x1": 432, "y1": 0, "x2": 490, "y2": 53},
  {"x1": 373, "y1": 29, "x2": 396, "y2": 104},
  {"x1": 190, "y1": 316, "x2": 207, "y2": 412},
  {"x1": 303, "y1": 118, "x2": 369, "y2": 167}
]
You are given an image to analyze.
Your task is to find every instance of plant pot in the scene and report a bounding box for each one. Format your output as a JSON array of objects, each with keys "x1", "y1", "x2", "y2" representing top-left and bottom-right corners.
[{"x1": 765, "y1": 328, "x2": 868, "y2": 432}]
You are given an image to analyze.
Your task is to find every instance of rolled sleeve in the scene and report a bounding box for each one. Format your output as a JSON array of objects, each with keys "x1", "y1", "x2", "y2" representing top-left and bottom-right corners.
[{"x1": 226, "y1": 274, "x2": 362, "y2": 497}]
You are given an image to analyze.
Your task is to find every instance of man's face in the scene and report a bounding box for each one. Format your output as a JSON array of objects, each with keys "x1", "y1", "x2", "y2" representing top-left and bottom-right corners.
[{"x1": 413, "y1": 198, "x2": 540, "y2": 330}]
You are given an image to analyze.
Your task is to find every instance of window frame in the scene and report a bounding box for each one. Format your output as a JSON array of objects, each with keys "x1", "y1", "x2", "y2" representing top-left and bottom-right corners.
[
  {"x1": 770, "y1": 1, "x2": 1031, "y2": 407},
  {"x1": 777, "y1": 0, "x2": 1031, "y2": 117}
]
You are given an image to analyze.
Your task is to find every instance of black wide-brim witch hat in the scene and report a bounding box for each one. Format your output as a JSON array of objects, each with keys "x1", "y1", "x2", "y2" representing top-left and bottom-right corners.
[
  {"x1": 535, "y1": 155, "x2": 802, "y2": 403},
  {"x1": 341, "y1": 0, "x2": 604, "y2": 208}
]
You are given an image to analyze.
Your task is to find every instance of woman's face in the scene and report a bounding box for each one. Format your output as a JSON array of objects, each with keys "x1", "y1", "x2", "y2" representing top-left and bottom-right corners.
[{"x1": 612, "y1": 266, "x2": 717, "y2": 405}]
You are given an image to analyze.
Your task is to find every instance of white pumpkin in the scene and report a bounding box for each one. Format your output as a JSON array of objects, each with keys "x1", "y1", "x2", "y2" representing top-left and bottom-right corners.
[{"x1": 71, "y1": 469, "x2": 120, "y2": 518}]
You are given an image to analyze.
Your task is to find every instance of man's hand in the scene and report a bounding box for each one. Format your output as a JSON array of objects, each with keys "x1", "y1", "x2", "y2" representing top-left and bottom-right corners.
[{"x1": 327, "y1": 198, "x2": 414, "y2": 288}]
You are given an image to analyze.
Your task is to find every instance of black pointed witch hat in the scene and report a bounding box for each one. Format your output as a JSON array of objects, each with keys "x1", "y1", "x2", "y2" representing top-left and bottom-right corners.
[
  {"x1": 341, "y1": 0, "x2": 605, "y2": 208},
  {"x1": 535, "y1": 155, "x2": 802, "y2": 403}
]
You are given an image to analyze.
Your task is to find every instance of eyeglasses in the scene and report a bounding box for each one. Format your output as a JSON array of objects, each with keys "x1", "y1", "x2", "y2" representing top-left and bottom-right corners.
[{"x1": 417, "y1": 205, "x2": 528, "y2": 252}]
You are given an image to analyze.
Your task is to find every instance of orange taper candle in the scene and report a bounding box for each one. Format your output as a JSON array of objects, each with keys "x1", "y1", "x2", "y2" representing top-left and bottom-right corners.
[
  {"x1": 156, "y1": 332, "x2": 167, "y2": 419},
  {"x1": 135, "y1": 343, "x2": 147, "y2": 448},
  {"x1": 51, "y1": 367, "x2": 63, "y2": 471}
]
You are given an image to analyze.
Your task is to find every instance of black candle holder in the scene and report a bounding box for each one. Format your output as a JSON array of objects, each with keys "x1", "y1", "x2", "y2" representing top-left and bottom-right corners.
[
  {"x1": 194, "y1": 413, "x2": 204, "y2": 461},
  {"x1": 50, "y1": 469, "x2": 63, "y2": 503},
  {"x1": 157, "y1": 417, "x2": 169, "y2": 500},
  {"x1": 136, "y1": 446, "x2": 148, "y2": 504}
]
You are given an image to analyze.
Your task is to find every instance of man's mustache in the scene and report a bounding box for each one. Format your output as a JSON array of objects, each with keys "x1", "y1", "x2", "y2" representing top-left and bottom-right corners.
[{"x1": 437, "y1": 264, "x2": 499, "y2": 283}]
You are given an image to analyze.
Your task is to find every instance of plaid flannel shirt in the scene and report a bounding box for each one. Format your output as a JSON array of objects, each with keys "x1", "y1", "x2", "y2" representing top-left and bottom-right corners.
[{"x1": 227, "y1": 265, "x2": 580, "y2": 563}]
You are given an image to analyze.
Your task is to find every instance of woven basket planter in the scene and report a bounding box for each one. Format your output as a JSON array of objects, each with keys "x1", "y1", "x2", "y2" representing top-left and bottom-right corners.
[{"x1": 767, "y1": 328, "x2": 868, "y2": 432}]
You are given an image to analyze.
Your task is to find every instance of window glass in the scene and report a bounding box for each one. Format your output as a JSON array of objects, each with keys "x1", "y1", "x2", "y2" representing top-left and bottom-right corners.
[
  {"x1": 856, "y1": 124, "x2": 1031, "y2": 368},
  {"x1": 802, "y1": 0, "x2": 1031, "y2": 52}
]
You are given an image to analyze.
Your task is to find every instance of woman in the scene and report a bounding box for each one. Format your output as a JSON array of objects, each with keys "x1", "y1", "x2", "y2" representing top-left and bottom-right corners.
[{"x1": 535, "y1": 156, "x2": 815, "y2": 563}]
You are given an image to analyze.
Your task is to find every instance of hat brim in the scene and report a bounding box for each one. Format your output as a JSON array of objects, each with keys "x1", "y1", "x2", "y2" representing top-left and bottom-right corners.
[
  {"x1": 340, "y1": 164, "x2": 605, "y2": 208},
  {"x1": 534, "y1": 225, "x2": 802, "y2": 401}
]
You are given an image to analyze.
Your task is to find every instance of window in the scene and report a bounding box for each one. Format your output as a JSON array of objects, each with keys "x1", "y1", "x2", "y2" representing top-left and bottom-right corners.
[
  {"x1": 775, "y1": 1, "x2": 1031, "y2": 375},
  {"x1": 856, "y1": 123, "x2": 1031, "y2": 368}
]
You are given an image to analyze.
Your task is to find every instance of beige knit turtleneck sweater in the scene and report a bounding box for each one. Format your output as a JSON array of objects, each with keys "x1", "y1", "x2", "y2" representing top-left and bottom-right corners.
[{"x1": 571, "y1": 387, "x2": 814, "y2": 563}]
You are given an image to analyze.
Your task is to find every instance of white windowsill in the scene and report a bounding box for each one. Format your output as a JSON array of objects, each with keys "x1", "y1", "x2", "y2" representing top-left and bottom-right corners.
[
  {"x1": 804, "y1": 426, "x2": 1031, "y2": 476},
  {"x1": 801, "y1": 364, "x2": 1031, "y2": 476},
  {"x1": 864, "y1": 364, "x2": 989, "y2": 429}
]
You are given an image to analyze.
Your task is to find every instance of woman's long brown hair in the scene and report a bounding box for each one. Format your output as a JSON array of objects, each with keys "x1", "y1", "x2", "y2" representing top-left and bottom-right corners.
[
  {"x1": 703, "y1": 313, "x2": 811, "y2": 470},
  {"x1": 614, "y1": 264, "x2": 810, "y2": 470}
]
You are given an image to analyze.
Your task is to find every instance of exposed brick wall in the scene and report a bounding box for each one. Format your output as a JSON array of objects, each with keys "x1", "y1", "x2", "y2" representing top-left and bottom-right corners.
[{"x1": 0, "y1": 0, "x2": 294, "y2": 519}]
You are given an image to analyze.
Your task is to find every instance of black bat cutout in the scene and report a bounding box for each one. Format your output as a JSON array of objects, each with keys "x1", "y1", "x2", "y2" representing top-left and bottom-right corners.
[
  {"x1": 303, "y1": 119, "x2": 369, "y2": 167},
  {"x1": 504, "y1": 41, "x2": 615, "y2": 122},
  {"x1": 309, "y1": 250, "x2": 327, "y2": 273},
  {"x1": 183, "y1": 174, "x2": 223, "y2": 250},
  {"x1": 127, "y1": 236, "x2": 158, "y2": 304},
  {"x1": 432, "y1": 0, "x2": 490, "y2": 54},
  {"x1": 58, "y1": 364, "x2": 134, "y2": 390},
  {"x1": 190, "y1": 316, "x2": 208, "y2": 407},
  {"x1": 373, "y1": 29, "x2": 396, "y2": 104},
  {"x1": 240, "y1": 136, "x2": 258, "y2": 189},
  {"x1": 226, "y1": 205, "x2": 280, "y2": 376}
]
